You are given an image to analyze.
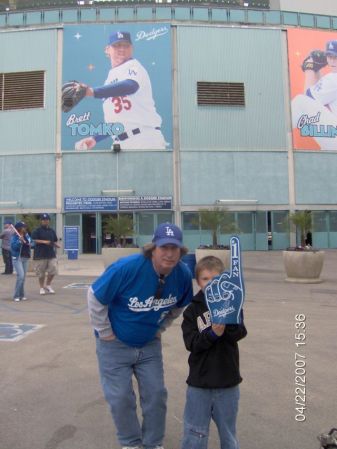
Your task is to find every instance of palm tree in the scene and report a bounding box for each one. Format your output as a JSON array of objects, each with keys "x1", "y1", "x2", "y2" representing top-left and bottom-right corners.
[
  {"x1": 289, "y1": 210, "x2": 312, "y2": 247},
  {"x1": 198, "y1": 207, "x2": 237, "y2": 247},
  {"x1": 103, "y1": 214, "x2": 134, "y2": 248},
  {"x1": 17, "y1": 214, "x2": 40, "y2": 235}
]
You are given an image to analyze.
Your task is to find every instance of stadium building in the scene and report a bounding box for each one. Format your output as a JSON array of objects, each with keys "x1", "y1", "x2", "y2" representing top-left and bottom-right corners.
[{"x1": 1, "y1": 0, "x2": 337, "y2": 253}]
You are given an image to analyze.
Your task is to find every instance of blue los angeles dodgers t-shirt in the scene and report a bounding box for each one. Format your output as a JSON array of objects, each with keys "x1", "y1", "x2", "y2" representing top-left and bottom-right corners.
[{"x1": 92, "y1": 254, "x2": 193, "y2": 347}]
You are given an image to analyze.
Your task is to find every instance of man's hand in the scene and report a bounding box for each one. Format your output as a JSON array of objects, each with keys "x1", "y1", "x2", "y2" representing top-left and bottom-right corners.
[
  {"x1": 205, "y1": 236, "x2": 244, "y2": 325},
  {"x1": 75, "y1": 137, "x2": 96, "y2": 151},
  {"x1": 34, "y1": 239, "x2": 53, "y2": 245},
  {"x1": 100, "y1": 334, "x2": 115, "y2": 341}
]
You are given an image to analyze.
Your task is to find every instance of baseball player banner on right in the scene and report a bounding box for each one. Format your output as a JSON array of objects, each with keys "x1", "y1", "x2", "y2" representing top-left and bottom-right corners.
[
  {"x1": 288, "y1": 28, "x2": 337, "y2": 151},
  {"x1": 61, "y1": 24, "x2": 172, "y2": 151}
]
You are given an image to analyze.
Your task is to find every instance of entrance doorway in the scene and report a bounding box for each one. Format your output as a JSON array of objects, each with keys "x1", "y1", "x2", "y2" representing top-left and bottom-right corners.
[{"x1": 82, "y1": 214, "x2": 96, "y2": 253}]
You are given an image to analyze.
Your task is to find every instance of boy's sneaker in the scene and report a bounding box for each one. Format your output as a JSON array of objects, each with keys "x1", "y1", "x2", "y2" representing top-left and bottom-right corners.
[
  {"x1": 45, "y1": 285, "x2": 55, "y2": 294},
  {"x1": 40, "y1": 288, "x2": 46, "y2": 295},
  {"x1": 13, "y1": 297, "x2": 20, "y2": 302},
  {"x1": 21, "y1": 297, "x2": 28, "y2": 301}
]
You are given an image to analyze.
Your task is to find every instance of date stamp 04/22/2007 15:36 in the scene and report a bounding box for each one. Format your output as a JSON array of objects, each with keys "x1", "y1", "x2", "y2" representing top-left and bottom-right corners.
[{"x1": 294, "y1": 313, "x2": 307, "y2": 422}]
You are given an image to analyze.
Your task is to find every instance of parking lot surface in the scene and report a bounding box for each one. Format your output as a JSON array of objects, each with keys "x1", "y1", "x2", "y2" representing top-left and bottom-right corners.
[{"x1": 0, "y1": 251, "x2": 336, "y2": 449}]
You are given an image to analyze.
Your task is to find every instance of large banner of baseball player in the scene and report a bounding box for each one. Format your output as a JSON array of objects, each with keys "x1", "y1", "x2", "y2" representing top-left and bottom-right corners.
[
  {"x1": 288, "y1": 29, "x2": 337, "y2": 151},
  {"x1": 62, "y1": 24, "x2": 172, "y2": 151}
]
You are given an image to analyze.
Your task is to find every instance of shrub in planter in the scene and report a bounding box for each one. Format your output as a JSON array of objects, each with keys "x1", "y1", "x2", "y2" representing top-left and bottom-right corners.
[
  {"x1": 194, "y1": 208, "x2": 237, "y2": 269},
  {"x1": 283, "y1": 211, "x2": 324, "y2": 283},
  {"x1": 102, "y1": 214, "x2": 139, "y2": 267},
  {"x1": 103, "y1": 214, "x2": 134, "y2": 248}
]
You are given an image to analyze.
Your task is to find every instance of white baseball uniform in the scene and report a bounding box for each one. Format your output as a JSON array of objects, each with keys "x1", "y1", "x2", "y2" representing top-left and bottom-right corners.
[
  {"x1": 292, "y1": 72, "x2": 337, "y2": 151},
  {"x1": 102, "y1": 58, "x2": 166, "y2": 150},
  {"x1": 310, "y1": 72, "x2": 337, "y2": 114}
]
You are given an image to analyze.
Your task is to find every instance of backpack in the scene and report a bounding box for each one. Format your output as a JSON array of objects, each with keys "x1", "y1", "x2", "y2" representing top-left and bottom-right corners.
[{"x1": 318, "y1": 429, "x2": 337, "y2": 448}]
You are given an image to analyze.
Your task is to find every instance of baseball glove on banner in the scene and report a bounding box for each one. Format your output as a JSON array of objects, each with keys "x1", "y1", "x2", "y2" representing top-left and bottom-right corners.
[
  {"x1": 62, "y1": 81, "x2": 87, "y2": 112},
  {"x1": 301, "y1": 50, "x2": 327, "y2": 72}
]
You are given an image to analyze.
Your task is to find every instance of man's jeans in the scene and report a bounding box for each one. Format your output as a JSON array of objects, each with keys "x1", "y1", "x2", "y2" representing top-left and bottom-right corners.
[
  {"x1": 96, "y1": 337, "x2": 167, "y2": 449},
  {"x1": 2, "y1": 248, "x2": 13, "y2": 274},
  {"x1": 12, "y1": 257, "x2": 29, "y2": 299},
  {"x1": 181, "y1": 385, "x2": 240, "y2": 449}
]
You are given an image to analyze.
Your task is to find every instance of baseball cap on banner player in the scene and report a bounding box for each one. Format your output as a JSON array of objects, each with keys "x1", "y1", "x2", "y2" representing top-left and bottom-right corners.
[
  {"x1": 152, "y1": 223, "x2": 183, "y2": 248},
  {"x1": 108, "y1": 31, "x2": 132, "y2": 46},
  {"x1": 326, "y1": 40, "x2": 337, "y2": 56}
]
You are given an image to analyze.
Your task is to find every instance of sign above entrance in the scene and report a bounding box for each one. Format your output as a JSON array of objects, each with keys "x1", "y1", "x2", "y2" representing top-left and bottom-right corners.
[
  {"x1": 64, "y1": 196, "x2": 118, "y2": 212},
  {"x1": 119, "y1": 196, "x2": 172, "y2": 210},
  {"x1": 64, "y1": 196, "x2": 172, "y2": 211}
]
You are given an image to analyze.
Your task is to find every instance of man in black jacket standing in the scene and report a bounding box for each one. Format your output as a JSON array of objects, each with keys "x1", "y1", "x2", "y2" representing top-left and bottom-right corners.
[
  {"x1": 32, "y1": 214, "x2": 59, "y2": 295},
  {"x1": 181, "y1": 255, "x2": 247, "y2": 449}
]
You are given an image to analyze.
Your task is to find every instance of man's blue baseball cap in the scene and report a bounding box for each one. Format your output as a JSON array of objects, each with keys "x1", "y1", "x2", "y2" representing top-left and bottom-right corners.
[
  {"x1": 152, "y1": 223, "x2": 183, "y2": 248},
  {"x1": 326, "y1": 40, "x2": 337, "y2": 56},
  {"x1": 40, "y1": 213, "x2": 50, "y2": 220},
  {"x1": 108, "y1": 31, "x2": 132, "y2": 46},
  {"x1": 4, "y1": 220, "x2": 12, "y2": 225}
]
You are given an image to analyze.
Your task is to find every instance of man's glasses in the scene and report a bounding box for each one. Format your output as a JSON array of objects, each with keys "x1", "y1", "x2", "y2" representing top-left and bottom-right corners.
[{"x1": 154, "y1": 274, "x2": 165, "y2": 299}]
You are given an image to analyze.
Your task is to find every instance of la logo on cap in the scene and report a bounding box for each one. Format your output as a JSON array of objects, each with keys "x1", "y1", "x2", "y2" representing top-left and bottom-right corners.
[
  {"x1": 165, "y1": 226, "x2": 174, "y2": 236},
  {"x1": 117, "y1": 32, "x2": 124, "y2": 39}
]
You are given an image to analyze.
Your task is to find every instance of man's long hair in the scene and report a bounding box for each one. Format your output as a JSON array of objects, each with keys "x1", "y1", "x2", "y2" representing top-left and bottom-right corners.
[{"x1": 143, "y1": 243, "x2": 188, "y2": 259}]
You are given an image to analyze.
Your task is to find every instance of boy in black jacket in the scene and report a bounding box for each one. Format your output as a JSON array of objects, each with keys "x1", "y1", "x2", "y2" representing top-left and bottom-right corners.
[{"x1": 181, "y1": 256, "x2": 247, "y2": 449}]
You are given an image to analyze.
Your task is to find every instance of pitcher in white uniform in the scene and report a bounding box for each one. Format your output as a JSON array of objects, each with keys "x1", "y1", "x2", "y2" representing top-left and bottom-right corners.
[
  {"x1": 292, "y1": 40, "x2": 337, "y2": 151},
  {"x1": 75, "y1": 31, "x2": 167, "y2": 150}
]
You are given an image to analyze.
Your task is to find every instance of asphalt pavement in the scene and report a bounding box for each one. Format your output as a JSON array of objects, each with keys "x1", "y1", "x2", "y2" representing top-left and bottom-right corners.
[{"x1": 0, "y1": 251, "x2": 336, "y2": 449}]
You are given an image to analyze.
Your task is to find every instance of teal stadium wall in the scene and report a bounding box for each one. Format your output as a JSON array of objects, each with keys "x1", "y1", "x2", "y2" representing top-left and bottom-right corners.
[
  {"x1": 1, "y1": 8, "x2": 337, "y2": 249},
  {"x1": 62, "y1": 152, "x2": 173, "y2": 198}
]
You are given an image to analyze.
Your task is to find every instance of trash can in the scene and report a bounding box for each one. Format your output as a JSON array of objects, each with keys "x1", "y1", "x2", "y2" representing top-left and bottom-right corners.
[
  {"x1": 67, "y1": 250, "x2": 78, "y2": 260},
  {"x1": 181, "y1": 253, "x2": 196, "y2": 278}
]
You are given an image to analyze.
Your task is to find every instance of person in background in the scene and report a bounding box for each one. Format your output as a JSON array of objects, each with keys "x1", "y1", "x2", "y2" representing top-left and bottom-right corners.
[
  {"x1": 0, "y1": 220, "x2": 15, "y2": 275},
  {"x1": 31, "y1": 213, "x2": 59, "y2": 295},
  {"x1": 10, "y1": 221, "x2": 32, "y2": 302}
]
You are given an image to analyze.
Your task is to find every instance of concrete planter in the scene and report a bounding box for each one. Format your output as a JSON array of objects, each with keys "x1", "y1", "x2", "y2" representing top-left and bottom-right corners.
[
  {"x1": 283, "y1": 250, "x2": 325, "y2": 283},
  {"x1": 102, "y1": 247, "x2": 141, "y2": 268},
  {"x1": 195, "y1": 248, "x2": 230, "y2": 270}
]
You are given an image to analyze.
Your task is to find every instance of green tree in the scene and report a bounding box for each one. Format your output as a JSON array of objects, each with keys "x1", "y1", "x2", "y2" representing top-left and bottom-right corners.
[
  {"x1": 289, "y1": 210, "x2": 312, "y2": 247},
  {"x1": 103, "y1": 214, "x2": 134, "y2": 247},
  {"x1": 197, "y1": 207, "x2": 237, "y2": 248},
  {"x1": 17, "y1": 214, "x2": 40, "y2": 235}
]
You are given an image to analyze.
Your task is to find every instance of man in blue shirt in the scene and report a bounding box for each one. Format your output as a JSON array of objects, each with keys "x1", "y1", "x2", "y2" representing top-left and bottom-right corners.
[{"x1": 88, "y1": 223, "x2": 193, "y2": 449}]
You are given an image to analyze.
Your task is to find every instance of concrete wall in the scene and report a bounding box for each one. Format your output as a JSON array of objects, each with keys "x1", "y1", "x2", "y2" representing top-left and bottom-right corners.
[
  {"x1": 294, "y1": 152, "x2": 337, "y2": 204},
  {"x1": 180, "y1": 151, "x2": 289, "y2": 206},
  {"x1": 62, "y1": 152, "x2": 173, "y2": 198},
  {"x1": 178, "y1": 27, "x2": 287, "y2": 151},
  {"x1": 0, "y1": 29, "x2": 58, "y2": 154}
]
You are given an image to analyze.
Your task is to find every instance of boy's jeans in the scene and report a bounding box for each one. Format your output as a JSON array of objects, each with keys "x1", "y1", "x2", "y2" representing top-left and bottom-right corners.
[
  {"x1": 182, "y1": 385, "x2": 240, "y2": 449},
  {"x1": 12, "y1": 257, "x2": 29, "y2": 299},
  {"x1": 96, "y1": 337, "x2": 167, "y2": 449}
]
